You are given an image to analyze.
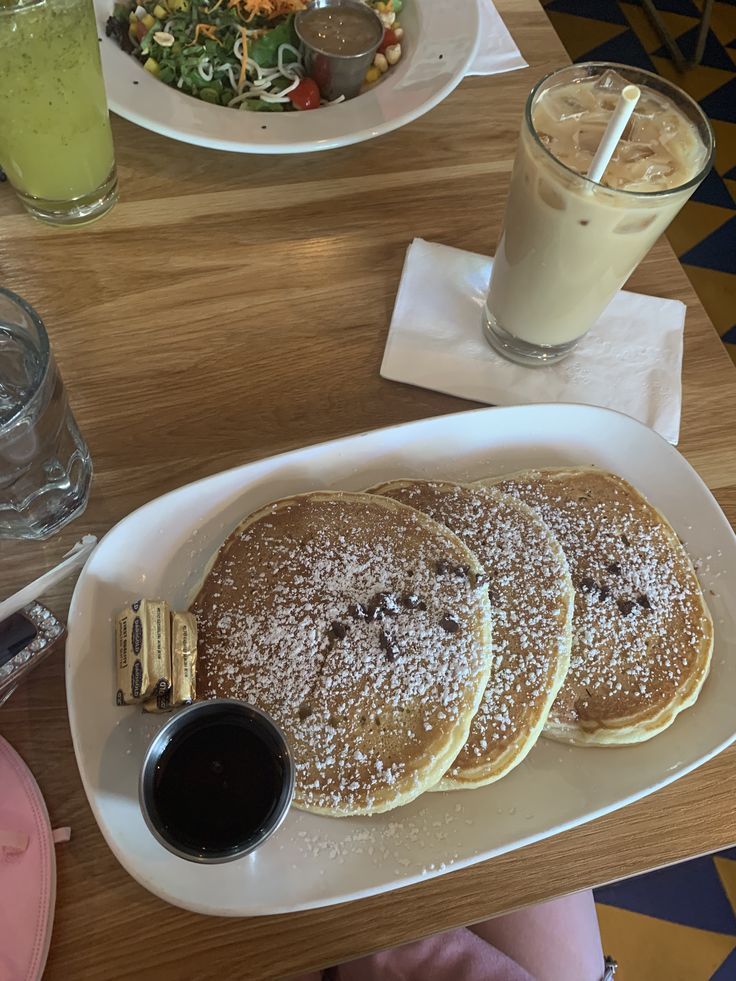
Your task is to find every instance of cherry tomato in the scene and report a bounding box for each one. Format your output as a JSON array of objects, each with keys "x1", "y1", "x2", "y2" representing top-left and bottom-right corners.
[
  {"x1": 135, "y1": 19, "x2": 148, "y2": 41},
  {"x1": 378, "y1": 28, "x2": 398, "y2": 53},
  {"x1": 289, "y1": 77, "x2": 321, "y2": 110}
]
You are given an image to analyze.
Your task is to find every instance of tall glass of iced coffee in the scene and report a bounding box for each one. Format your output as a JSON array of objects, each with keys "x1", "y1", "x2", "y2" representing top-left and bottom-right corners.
[{"x1": 483, "y1": 63, "x2": 714, "y2": 366}]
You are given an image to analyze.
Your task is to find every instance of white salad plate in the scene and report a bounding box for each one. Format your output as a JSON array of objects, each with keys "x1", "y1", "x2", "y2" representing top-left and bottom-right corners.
[
  {"x1": 94, "y1": 0, "x2": 480, "y2": 153},
  {"x1": 66, "y1": 404, "x2": 736, "y2": 916}
]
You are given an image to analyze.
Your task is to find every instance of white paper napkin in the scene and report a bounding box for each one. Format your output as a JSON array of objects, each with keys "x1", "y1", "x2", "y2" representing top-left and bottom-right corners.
[
  {"x1": 469, "y1": 0, "x2": 528, "y2": 76},
  {"x1": 380, "y1": 239, "x2": 686, "y2": 444}
]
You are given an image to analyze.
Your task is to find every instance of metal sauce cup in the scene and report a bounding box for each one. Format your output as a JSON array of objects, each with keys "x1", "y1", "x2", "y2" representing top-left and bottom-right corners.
[
  {"x1": 140, "y1": 698, "x2": 294, "y2": 864},
  {"x1": 296, "y1": 0, "x2": 383, "y2": 102}
]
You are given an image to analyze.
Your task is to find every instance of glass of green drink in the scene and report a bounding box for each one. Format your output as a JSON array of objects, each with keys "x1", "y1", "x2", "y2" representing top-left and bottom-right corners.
[{"x1": 0, "y1": 0, "x2": 118, "y2": 225}]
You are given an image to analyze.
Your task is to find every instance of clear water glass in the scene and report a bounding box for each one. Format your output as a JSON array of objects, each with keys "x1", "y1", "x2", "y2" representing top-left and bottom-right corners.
[{"x1": 0, "y1": 289, "x2": 92, "y2": 540}]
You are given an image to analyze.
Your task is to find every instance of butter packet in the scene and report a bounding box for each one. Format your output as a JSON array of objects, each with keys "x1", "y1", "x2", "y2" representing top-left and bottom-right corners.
[
  {"x1": 171, "y1": 612, "x2": 197, "y2": 706},
  {"x1": 143, "y1": 685, "x2": 173, "y2": 714},
  {"x1": 115, "y1": 600, "x2": 171, "y2": 705}
]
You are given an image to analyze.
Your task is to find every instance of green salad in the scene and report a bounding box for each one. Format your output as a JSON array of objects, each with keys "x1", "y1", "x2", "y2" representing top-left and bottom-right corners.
[{"x1": 106, "y1": 0, "x2": 405, "y2": 112}]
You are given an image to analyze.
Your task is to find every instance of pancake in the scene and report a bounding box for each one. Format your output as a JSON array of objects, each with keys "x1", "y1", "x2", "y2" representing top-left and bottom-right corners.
[
  {"x1": 190, "y1": 491, "x2": 493, "y2": 815},
  {"x1": 484, "y1": 468, "x2": 713, "y2": 745},
  {"x1": 369, "y1": 480, "x2": 574, "y2": 788}
]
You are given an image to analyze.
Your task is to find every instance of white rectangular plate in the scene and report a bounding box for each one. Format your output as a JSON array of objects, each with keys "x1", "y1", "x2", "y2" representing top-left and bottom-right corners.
[{"x1": 66, "y1": 405, "x2": 736, "y2": 916}]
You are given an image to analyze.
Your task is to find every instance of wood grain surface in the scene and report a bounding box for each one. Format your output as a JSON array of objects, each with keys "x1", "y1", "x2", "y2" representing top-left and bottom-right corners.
[{"x1": 2, "y1": 1, "x2": 736, "y2": 978}]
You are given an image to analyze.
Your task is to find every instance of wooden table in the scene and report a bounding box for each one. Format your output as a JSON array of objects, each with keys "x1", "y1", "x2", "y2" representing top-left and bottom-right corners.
[{"x1": 2, "y1": 1, "x2": 736, "y2": 977}]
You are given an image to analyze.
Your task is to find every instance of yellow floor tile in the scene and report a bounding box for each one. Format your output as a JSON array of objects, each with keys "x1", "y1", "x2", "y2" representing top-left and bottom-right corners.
[
  {"x1": 681, "y1": 265, "x2": 736, "y2": 335},
  {"x1": 712, "y1": 1, "x2": 736, "y2": 48},
  {"x1": 642, "y1": 8, "x2": 699, "y2": 49},
  {"x1": 596, "y1": 904, "x2": 736, "y2": 981},
  {"x1": 620, "y1": 2, "x2": 667, "y2": 52},
  {"x1": 650, "y1": 56, "x2": 735, "y2": 103},
  {"x1": 715, "y1": 857, "x2": 736, "y2": 917},
  {"x1": 667, "y1": 202, "x2": 734, "y2": 257},
  {"x1": 543, "y1": 12, "x2": 626, "y2": 61},
  {"x1": 711, "y1": 120, "x2": 736, "y2": 182}
]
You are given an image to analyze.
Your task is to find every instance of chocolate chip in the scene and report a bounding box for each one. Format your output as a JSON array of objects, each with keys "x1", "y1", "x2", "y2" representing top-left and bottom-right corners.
[
  {"x1": 348, "y1": 602, "x2": 369, "y2": 621},
  {"x1": 475, "y1": 571, "x2": 489, "y2": 588},
  {"x1": 330, "y1": 620, "x2": 348, "y2": 640},
  {"x1": 620, "y1": 534, "x2": 630, "y2": 547},
  {"x1": 436, "y1": 560, "x2": 469, "y2": 579},
  {"x1": 579, "y1": 577, "x2": 598, "y2": 594},
  {"x1": 579, "y1": 219, "x2": 590, "y2": 226},
  {"x1": 598, "y1": 585, "x2": 611, "y2": 600},
  {"x1": 606, "y1": 562, "x2": 621, "y2": 575},
  {"x1": 379, "y1": 628, "x2": 400, "y2": 661},
  {"x1": 298, "y1": 703, "x2": 313, "y2": 721},
  {"x1": 637, "y1": 594, "x2": 651, "y2": 610},
  {"x1": 402, "y1": 592, "x2": 426, "y2": 611},
  {"x1": 617, "y1": 599, "x2": 635, "y2": 615},
  {"x1": 367, "y1": 603, "x2": 385, "y2": 622},
  {"x1": 488, "y1": 585, "x2": 501, "y2": 606},
  {"x1": 439, "y1": 613, "x2": 460, "y2": 633}
]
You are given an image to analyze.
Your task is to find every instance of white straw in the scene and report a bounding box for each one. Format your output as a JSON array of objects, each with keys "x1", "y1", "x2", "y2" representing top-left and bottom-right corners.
[
  {"x1": 0, "y1": 535, "x2": 97, "y2": 623},
  {"x1": 586, "y1": 84, "x2": 641, "y2": 185}
]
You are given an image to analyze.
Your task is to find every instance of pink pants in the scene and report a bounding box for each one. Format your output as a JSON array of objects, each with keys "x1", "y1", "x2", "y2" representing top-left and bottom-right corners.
[{"x1": 291, "y1": 892, "x2": 606, "y2": 981}]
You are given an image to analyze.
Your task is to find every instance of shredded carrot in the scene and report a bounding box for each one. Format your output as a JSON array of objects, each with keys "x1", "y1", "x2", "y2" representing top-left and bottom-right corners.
[
  {"x1": 188, "y1": 22, "x2": 222, "y2": 45},
  {"x1": 238, "y1": 26, "x2": 248, "y2": 89},
  {"x1": 228, "y1": 0, "x2": 306, "y2": 23}
]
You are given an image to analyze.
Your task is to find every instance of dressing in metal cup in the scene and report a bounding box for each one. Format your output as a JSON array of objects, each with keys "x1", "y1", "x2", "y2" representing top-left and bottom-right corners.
[
  {"x1": 296, "y1": 0, "x2": 384, "y2": 102},
  {"x1": 140, "y1": 698, "x2": 294, "y2": 864}
]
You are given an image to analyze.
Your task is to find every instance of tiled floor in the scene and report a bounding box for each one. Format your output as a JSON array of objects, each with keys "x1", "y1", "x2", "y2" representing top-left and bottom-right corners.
[
  {"x1": 594, "y1": 847, "x2": 736, "y2": 979},
  {"x1": 542, "y1": 0, "x2": 736, "y2": 364}
]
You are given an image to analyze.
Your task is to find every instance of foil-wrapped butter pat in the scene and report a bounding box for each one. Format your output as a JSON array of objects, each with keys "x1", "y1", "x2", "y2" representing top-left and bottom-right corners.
[
  {"x1": 171, "y1": 611, "x2": 197, "y2": 706},
  {"x1": 115, "y1": 599, "x2": 171, "y2": 705},
  {"x1": 143, "y1": 685, "x2": 173, "y2": 714}
]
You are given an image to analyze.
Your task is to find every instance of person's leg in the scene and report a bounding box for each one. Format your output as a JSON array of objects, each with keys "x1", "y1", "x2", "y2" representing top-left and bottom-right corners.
[{"x1": 468, "y1": 890, "x2": 605, "y2": 981}]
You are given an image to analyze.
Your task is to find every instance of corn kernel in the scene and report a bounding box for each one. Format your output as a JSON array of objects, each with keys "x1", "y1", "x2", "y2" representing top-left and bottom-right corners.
[
  {"x1": 374, "y1": 52, "x2": 388, "y2": 73},
  {"x1": 143, "y1": 56, "x2": 160, "y2": 74},
  {"x1": 153, "y1": 3, "x2": 167, "y2": 17},
  {"x1": 379, "y1": 10, "x2": 395, "y2": 26},
  {"x1": 385, "y1": 42, "x2": 401, "y2": 65},
  {"x1": 394, "y1": 26, "x2": 404, "y2": 40},
  {"x1": 365, "y1": 66, "x2": 381, "y2": 84},
  {"x1": 129, "y1": 10, "x2": 137, "y2": 22},
  {"x1": 141, "y1": 12, "x2": 155, "y2": 27}
]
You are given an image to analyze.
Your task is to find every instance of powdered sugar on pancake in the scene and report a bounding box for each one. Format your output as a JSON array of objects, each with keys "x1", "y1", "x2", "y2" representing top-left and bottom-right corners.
[
  {"x1": 191, "y1": 493, "x2": 492, "y2": 814},
  {"x1": 373, "y1": 481, "x2": 572, "y2": 781},
  {"x1": 495, "y1": 470, "x2": 712, "y2": 732}
]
